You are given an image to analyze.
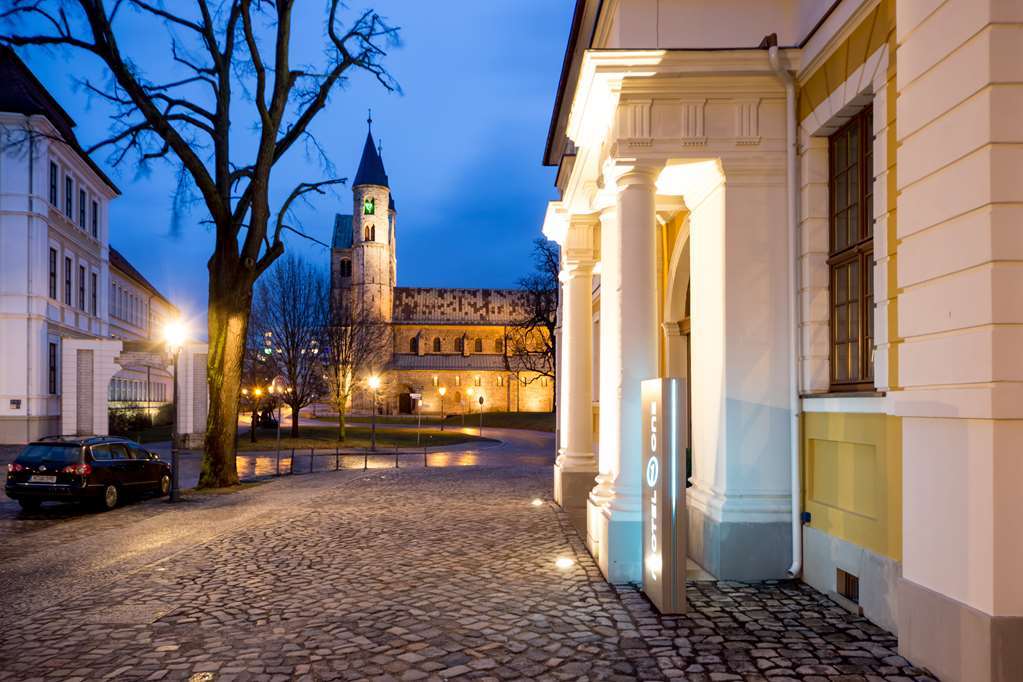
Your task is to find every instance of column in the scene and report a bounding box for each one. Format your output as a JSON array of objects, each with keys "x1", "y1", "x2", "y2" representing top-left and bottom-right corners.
[
  {"x1": 553, "y1": 216, "x2": 598, "y2": 533},
  {"x1": 588, "y1": 164, "x2": 660, "y2": 582},
  {"x1": 663, "y1": 321, "x2": 687, "y2": 379}
]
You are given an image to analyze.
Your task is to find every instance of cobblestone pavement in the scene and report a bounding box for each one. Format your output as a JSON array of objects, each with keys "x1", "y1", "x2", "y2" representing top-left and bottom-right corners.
[{"x1": 0, "y1": 458, "x2": 935, "y2": 681}]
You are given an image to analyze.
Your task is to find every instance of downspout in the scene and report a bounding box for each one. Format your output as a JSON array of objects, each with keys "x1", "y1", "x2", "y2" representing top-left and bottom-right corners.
[{"x1": 767, "y1": 38, "x2": 803, "y2": 578}]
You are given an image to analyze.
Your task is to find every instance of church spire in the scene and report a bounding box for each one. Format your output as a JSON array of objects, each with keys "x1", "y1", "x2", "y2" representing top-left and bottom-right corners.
[{"x1": 353, "y1": 114, "x2": 388, "y2": 188}]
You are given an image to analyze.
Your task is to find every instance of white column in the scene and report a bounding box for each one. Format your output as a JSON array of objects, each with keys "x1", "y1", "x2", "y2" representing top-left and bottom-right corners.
[
  {"x1": 588, "y1": 164, "x2": 661, "y2": 582},
  {"x1": 553, "y1": 218, "x2": 598, "y2": 531}
]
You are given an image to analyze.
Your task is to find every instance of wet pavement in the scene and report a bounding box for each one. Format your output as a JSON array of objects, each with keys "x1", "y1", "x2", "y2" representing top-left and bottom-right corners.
[{"x1": 0, "y1": 430, "x2": 935, "y2": 681}]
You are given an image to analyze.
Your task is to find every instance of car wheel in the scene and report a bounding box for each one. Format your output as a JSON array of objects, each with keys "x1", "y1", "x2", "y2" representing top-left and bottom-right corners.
[
  {"x1": 18, "y1": 498, "x2": 42, "y2": 511},
  {"x1": 158, "y1": 474, "x2": 170, "y2": 497},
  {"x1": 99, "y1": 484, "x2": 119, "y2": 511}
]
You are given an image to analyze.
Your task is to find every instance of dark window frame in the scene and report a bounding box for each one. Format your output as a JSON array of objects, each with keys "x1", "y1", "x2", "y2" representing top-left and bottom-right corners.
[
  {"x1": 78, "y1": 188, "x2": 86, "y2": 228},
  {"x1": 90, "y1": 200, "x2": 99, "y2": 238},
  {"x1": 64, "y1": 175, "x2": 72, "y2": 216},
  {"x1": 78, "y1": 265, "x2": 86, "y2": 310},
  {"x1": 48, "y1": 248, "x2": 57, "y2": 299},
  {"x1": 828, "y1": 107, "x2": 875, "y2": 391},
  {"x1": 49, "y1": 162, "x2": 58, "y2": 205},
  {"x1": 90, "y1": 272, "x2": 98, "y2": 315},
  {"x1": 47, "y1": 342, "x2": 58, "y2": 394},
  {"x1": 64, "y1": 256, "x2": 72, "y2": 305}
]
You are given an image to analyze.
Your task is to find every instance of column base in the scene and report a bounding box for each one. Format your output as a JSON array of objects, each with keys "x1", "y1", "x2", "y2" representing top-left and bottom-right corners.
[
  {"x1": 687, "y1": 503, "x2": 791, "y2": 581},
  {"x1": 899, "y1": 578, "x2": 1023, "y2": 682},
  {"x1": 553, "y1": 461, "x2": 595, "y2": 536},
  {"x1": 586, "y1": 496, "x2": 642, "y2": 583}
]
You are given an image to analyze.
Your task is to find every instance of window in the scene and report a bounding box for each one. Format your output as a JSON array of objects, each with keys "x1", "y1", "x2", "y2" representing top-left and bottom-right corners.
[
  {"x1": 474, "y1": 338, "x2": 483, "y2": 353},
  {"x1": 363, "y1": 196, "x2": 375, "y2": 215},
  {"x1": 497, "y1": 376, "x2": 505, "y2": 388},
  {"x1": 455, "y1": 376, "x2": 461, "y2": 387},
  {"x1": 495, "y1": 339, "x2": 504, "y2": 354},
  {"x1": 90, "y1": 273, "x2": 97, "y2": 315},
  {"x1": 64, "y1": 257, "x2": 72, "y2": 305},
  {"x1": 409, "y1": 336, "x2": 419, "y2": 354},
  {"x1": 49, "y1": 162, "x2": 58, "y2": 205},
  {"x1": 78, "y1": 189, "x2": 86, "y2": 228},
  {"x1": 48, "y1": 248, "x2": 57, "y2": 299},
  {"x1": 540, "y1": 377, "x2": 549, "y2": 388},
  {"x1": 455, "y1": 336, "x2": 464, "y2": 353},
  {"x1": 91, "y1": 200, "x2": 98, "y2": 238},
  {"x1": 339, "y1": 259, "x2": 352, "y2": 278},
  {"x1": 78, "y1": 265, "x2": 86, "y2": 310},
  {"x1": 829, "y1": 107, "x2": 874, "y2": 390},
  {"x1": 432, "y1": 376, "x2": 439, "y2": 387},
  {"x1": 47, "y1": 342, "x2": 58, "y2": 394},
  {"x1": 64, "y1": 176, "x2": 72, "y2": 216},
  {"x1": 474, "y1": 376, "x2": 481, "y2": 387},
  {"x1": 433, "y1": 337, "x2": 441, "y2": 353}
]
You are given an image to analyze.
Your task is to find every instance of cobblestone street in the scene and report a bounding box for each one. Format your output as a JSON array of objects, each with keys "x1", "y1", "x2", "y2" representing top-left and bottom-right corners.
[{"x1": 0, "y1": 448, "x2": 935, "y2": 681}]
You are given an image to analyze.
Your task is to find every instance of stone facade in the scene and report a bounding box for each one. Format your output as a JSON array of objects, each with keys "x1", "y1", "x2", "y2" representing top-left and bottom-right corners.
[{"x1": 332, "y1": 128, "x2": 553, "y2": 416}]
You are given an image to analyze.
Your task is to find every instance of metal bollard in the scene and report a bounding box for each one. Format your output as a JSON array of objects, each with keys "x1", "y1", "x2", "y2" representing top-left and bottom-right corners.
[
  {"x1": 394, "y1": 444, "x2": 399, "y2": 469},
  {"x1": 169, "y1": 448, "x2": 180, "y2": 502},
  {"x1": 310, "y1": 447, "x2": 315, "y2": 473},
  {"x1": 290, "y1": 448, "x2": 295, "y2": 474},
  {"x1": 424, "y1": 447, "x2": 428, "y2": 468},
  {"x1": 335, "y1": 447, "x2": 339, "y2": 471},
  {"x1": 363, "y1": 451, "x2": 368, "y2": 471},
  {"x1": 275, "y1": 449, "x2": 280, "y2": 477}
]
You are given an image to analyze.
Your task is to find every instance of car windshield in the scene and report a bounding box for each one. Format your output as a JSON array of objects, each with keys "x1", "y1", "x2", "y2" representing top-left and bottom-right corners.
[{"x1": 17, "y1": 444, "x2": 82, "y2": 465}]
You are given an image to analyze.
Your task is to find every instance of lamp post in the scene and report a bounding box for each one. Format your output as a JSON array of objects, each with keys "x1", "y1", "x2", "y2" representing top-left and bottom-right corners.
[
  {"x1": 368, "y1": 375, "x2": 381, "y2": 451},
  {"x1": 466, "y1": 388, "x2": 474, "y2": 429},
  {"x1": 269, "y1": 376, "x2": 286, "y2": 475},
  {"x1": 477, "y1": 394, "x2": 485, "y2": 437},
  {"x1": 162, "y1": 319, "x2": 187, "y2": 502},
  {"x1": 438, "y1": 386, "x2": 447, "y2": 432}
]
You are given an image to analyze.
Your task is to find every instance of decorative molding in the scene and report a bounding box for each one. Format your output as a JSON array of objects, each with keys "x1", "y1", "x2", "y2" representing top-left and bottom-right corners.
[
  {"x1": 616, "y1": 99, "x2": 652, "y2": 146},
  {"x1": 735, "y1": 98, "x2": 761, "y2": 146},
  {"x1": 680, "y1": 99, "x2": 707, "y2": 146}
]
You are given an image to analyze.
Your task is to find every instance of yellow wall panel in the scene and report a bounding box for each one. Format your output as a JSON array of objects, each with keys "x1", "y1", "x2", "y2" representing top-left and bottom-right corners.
[{"x1": 803, "y1": 412, "x2": 902, "y2": 560}]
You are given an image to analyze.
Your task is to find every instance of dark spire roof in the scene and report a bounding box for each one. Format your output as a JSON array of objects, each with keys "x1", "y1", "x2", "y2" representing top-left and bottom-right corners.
[{"x1": 353, "y1": 126, "x2": 389, "y2": 188}]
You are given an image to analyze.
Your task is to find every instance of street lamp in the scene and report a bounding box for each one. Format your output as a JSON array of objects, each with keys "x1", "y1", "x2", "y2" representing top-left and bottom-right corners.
[
  {"x1": 477, "y1": 393, "x2": 485, "y2": 437},
  {"x1": 367, "y1": 375, "x2": 381, "y2": 451},
  {"x1": 466, "y1": 388, "x2": 474, "y2": 429},
  {"x1": 269, "y1": 376, "x2": 286, "y2": 474},
  {"x1": 162, "y1": 318, "x2": 188, "y2": 502},
  {"x1": 438, "y1": 386, "x2": 447, "y2": 431}
]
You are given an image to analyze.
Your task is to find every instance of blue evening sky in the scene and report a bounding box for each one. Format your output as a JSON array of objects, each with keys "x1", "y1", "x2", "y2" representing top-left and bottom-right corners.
[{"x1": 16, "y1": 2, "x2": 571, "y2": 329}]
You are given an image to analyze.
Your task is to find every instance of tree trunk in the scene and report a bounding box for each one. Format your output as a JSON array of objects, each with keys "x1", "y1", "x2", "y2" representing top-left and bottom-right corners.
[
  {"x1": 290, "y1": 403, "x2": 300, "y2": 438},
  {"x1": 199, "y1": 281, "x2": 249, "y2": 489},
  {"x1": 250, "y1": 407, "x2": 258, "y2": 442},
  {"x1": 337, "y1": 410, "x2": 346, "y2": 443}
]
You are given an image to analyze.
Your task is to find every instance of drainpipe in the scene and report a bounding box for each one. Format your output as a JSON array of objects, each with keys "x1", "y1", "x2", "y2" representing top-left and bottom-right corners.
[{"x1": 767, "y1": 38, "x2": 803, "y2": 578}]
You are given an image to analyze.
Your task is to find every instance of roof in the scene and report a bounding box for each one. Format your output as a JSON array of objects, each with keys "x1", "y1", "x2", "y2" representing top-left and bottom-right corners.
[
  {"x1": 0, "y1": 46, "x2": 120, "y2": 194},
  {"x1": 332, "y1": 214, "x2": 353, "y2": 249},
  {"x1": 353, "y1": 129, "x2": 389, "y2": 188},
  {"x1": 392, "y1": 287, "x2": 532, "y2": 325},
  {"x1": 109, "y1": 247, "x2": 173, "y2": 306},
  {"x1": 544, "y1": 0, "x2": 592, "y2": 167},
  {"x1": 387, "y1": 354, "x2": 521, "y2": 372}
]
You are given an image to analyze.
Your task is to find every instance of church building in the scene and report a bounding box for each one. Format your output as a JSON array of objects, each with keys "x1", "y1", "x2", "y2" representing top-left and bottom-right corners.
[{"x1": 331, "y1": 125, "x2": 553, "y2": 416}]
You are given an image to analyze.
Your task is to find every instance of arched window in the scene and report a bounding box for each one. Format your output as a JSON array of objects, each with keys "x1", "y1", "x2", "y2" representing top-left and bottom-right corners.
[
  {"x1": 495, "y1": 339, "x2": 504, "y2": 353},
  {"x1": 433, "y1": 337, "x2": 442, "y2": 353},
  {"x1": 339, "y1": 259, "x2": 352, "y2": 278},
  {"x1": 454, "y1": 391, "x2": 461, "y2": 403},
  {"x1": 370, "y1": 225, "x2": 376, "y2": 241},
  {"x1": 409, "y1": 336, "x2": 418, "y2": 354},
  {"x1": 474, "y1": 338, "x2": 483, "y2": 353},
  {"x1": 455, "y1": 336, "x2": 464, "y2": 353}
]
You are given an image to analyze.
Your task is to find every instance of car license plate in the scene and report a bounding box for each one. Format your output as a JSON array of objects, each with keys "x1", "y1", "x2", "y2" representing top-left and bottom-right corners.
[{"x1": 29, "y1": 475, "x2": 57, "y2": 484}]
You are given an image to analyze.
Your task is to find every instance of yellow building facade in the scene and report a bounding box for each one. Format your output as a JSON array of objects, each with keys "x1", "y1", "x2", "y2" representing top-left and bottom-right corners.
[{"x1": 543, "y1": 2, "x2": 1023, "y2": 680}]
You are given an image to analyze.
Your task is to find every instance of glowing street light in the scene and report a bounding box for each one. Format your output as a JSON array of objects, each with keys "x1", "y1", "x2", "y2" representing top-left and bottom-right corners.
[
  {"x1": 531, "y1": 498, "x2": 544, "y2": 507},
  {"x1": 555, "y1": 557, "x2": 575, "y2": 570},
  {"x1": 368, "y1": 375, "x2": 381, "y2": 451},
  {"x1": 438, "y1": 386, "x2": 447, "y2": 431},
  {"x1": 162, "y1": 318, "x2": 189, "y2": 502}
]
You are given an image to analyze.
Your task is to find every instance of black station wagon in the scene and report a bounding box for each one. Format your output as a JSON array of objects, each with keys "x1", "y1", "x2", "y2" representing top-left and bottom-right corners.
[{"x1": 5, "y1": 436, "x2": 171, "y2": 512}]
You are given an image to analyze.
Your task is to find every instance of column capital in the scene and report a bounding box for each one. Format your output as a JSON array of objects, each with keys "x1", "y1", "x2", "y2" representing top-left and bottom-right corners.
[
  {"x1": 662, "y1": 320, "x2": 684, "y2": 337},
  {"x1": 611, "y1": 162, "x2": 662, "y2": 192},
  {"x1": 562, "y1": 214, "x2": 599, "y2": 266}
]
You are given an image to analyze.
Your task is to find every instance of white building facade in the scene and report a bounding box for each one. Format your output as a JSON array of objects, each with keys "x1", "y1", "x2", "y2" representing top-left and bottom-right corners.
[
  {"x1": 0, "y1": 46, "x2": 184, "y2": 444},
  {"x1": 543, "y1": 2, "x2": 1023, "y2": 680}
]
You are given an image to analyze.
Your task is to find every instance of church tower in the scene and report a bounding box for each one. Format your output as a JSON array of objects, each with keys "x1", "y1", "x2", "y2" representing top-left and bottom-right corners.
[{"x1": 350, "y1": 118, "x2": 396, "y2": 323}]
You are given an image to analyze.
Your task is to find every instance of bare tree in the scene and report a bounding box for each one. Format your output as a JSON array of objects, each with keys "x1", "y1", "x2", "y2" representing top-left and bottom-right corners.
[
  {"x1": 507, "y1": 238, "x2": 559, "y2": 406},
  {"x1": 321, "y1": 299, "x2": 386, "y2": 442},
  {"x1": 240, "y1": 318, "x2": 275, "y2": 443},
  {"x1": 1, "y1": 1, "x2": 399, "y2": 487},
  {"x1": 250, "y1": 255, "x2": 327, "y2": 438}
]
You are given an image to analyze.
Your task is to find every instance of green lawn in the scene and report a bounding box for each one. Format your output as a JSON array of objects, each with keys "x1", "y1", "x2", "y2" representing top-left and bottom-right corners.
[
  {"x1": 316, "y1": 411, "x2": 556, "y2": 433},
  {"x1": 237, "y1": 425, "x2": 493, "y2": 452}
]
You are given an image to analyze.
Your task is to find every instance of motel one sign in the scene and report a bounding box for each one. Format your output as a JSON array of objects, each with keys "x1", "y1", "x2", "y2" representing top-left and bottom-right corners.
[{"x1": 641, "y1": 378, "x2": 688, "y2": 614}]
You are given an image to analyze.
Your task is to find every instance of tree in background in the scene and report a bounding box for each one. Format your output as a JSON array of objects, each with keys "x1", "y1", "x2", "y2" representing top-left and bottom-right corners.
[
  {"x1": 1, "y1": 1, "x2": 399, "y2": 487},
  {"x1": 321, "y1": 299, "x2": 387, "y2": 442},
  {"x1": 507, "y1": 238, "x2": 559, "y2": 410},
  {"x1": 251, "y1": 255, "x2": 327, "y2": 438}
]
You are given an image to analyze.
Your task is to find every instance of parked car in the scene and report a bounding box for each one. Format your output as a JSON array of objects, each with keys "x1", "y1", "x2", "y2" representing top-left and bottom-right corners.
[{"x1": 5, "y1": 436, "x2": 171, "y2": 512}]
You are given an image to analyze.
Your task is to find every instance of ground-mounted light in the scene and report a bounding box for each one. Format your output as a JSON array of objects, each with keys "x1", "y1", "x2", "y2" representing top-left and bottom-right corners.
[
  {"x1": 555, "y1": 556, "x2": 574, "y2": 570},
  {"x1": 530, "y1": 498, "x2": 544, "y2": 507}
]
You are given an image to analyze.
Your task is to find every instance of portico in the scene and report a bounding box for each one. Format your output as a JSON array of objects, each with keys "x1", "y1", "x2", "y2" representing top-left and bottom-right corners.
[{"x1": 546, "y1": 48, "x2": 799, "y2": 583}]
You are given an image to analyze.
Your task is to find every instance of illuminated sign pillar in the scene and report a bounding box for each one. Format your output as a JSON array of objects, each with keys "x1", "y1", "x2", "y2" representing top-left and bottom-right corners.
[{"x1": 641, "y1": 377, "x2": 688, "y2": 614}]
